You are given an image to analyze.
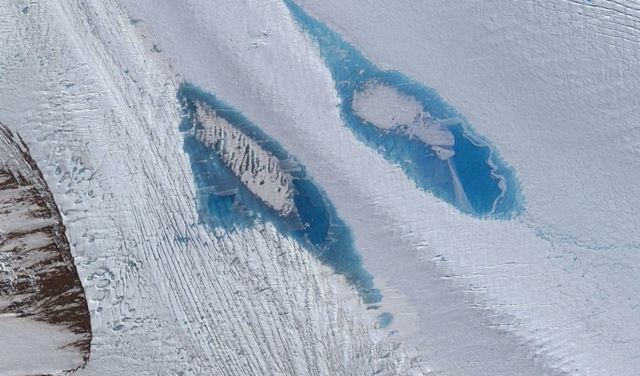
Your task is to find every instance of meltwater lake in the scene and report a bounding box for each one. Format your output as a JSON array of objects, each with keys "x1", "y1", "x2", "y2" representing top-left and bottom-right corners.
[
  {"x1": 285, "y1": 0, "x2": 523, "y2": 218},
  {"x1": 178, "y1": 84, "x2": 383, "y2": 305}
]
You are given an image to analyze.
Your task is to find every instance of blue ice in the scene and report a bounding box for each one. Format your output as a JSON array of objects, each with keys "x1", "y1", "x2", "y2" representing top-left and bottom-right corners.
[
  {"x1": 284, "y1": 0, "x2": 523, "y2": 218},
  {"x1": 178, "y1": 83, "x2": 383, "y2": 304},
  {"x1": 376, "y1": 312, "x2": 393, "y2": 329}
]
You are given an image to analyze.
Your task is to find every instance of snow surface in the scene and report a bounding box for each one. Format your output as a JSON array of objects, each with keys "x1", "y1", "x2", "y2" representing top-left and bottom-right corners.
[
  {"x1": 0, "y1": 314, "x2": 86, "y2": 376},
  {"x1": 1, "y1": 0, "x2": 639, "y2": 375}
]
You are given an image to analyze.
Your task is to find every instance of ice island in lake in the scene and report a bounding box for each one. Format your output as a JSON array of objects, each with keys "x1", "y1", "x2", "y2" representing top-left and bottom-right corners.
[
  {"x1": 285, "y1": 0, "x2": 523, "y2": 218},
  {"x1": 178, "y1": 84, "x2": 384, "y2": 305}
]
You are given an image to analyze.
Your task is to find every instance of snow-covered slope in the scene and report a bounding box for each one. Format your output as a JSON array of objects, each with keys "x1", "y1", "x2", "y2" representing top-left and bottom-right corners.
[{"x1": 0, "y1": 124, "x2": 91, "y2": 374}]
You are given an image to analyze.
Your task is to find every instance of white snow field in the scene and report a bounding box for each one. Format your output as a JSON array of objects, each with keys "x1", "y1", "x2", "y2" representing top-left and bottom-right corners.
[{"x1": 0, "y1": 0, "x2": 639, "y2": 375}]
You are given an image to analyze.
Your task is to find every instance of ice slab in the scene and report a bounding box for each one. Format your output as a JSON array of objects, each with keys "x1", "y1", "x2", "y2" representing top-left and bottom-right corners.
[{"x1": 194, "y1": 101, "x2": 296, "y2": 216}]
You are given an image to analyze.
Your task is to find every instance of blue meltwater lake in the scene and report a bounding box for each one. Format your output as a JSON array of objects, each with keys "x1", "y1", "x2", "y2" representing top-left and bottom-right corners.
[
  {"x1": 285, "y1": 0, "x2": 524, "y2": 218},
  {"x1": 178, "y1": 83, "x2": 384, "y2": 305}
]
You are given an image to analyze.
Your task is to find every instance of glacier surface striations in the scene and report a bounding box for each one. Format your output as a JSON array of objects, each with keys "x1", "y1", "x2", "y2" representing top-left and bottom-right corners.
[{"x1": 0, "y1": 1, "x2": 421, "y2": 374}]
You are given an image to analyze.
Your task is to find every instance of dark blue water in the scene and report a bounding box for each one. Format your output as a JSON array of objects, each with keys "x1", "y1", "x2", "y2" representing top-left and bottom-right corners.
[
  {"x1": 284, "y1": 0, "x2": 523, "y2": 218},
  {"x1": 179, "y1": 83, "x2": 382, "y2": 304}
]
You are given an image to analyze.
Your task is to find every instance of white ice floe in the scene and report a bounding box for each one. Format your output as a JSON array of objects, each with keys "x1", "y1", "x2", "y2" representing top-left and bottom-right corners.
[
  {"x1": 353, "y1": 82, "x2": 457, "y2": 159},
  {"x1": 352, "y1": 83, "x2": 424, "y2": 130}
]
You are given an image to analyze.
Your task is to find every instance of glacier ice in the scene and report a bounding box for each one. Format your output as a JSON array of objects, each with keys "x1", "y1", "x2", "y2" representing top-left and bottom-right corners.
[
  {"x1": 2, "y1": 0, "x2": 640, "y2": 374},
  {"x1": 0, "y1": 1, "x2": 426, "y2": 374}
]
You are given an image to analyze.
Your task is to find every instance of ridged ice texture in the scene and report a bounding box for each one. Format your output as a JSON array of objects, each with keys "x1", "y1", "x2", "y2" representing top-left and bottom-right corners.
[{"x1": 194, "y1": 101, "x2": 296, "y2": 217}]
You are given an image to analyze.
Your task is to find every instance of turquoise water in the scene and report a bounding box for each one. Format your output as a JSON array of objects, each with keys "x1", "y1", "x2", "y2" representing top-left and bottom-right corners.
[
  {"x1": 376, "y1": 312, "x2": 393, "y2": 329},
  {"x1": 178, "y1": 83, "x2": 383, "y2": 304},
  {"x1": 284, "y1": 0, "x2": 523, "y2": 218}
]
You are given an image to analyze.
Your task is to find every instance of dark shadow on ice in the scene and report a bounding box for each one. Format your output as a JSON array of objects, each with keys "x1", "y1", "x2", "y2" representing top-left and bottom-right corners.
[
  {"x1": 284, "y1": 0, "x2": 524, "y2": 218},
  {"x1": 178, "y1": 83, "x2": 383, "y2": 304}
]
